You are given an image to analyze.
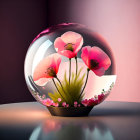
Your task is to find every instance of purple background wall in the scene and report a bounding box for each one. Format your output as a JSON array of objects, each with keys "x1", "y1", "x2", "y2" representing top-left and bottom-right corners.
[{"x1": 0, "y1": 0, "x2": 47, "y2": 104}]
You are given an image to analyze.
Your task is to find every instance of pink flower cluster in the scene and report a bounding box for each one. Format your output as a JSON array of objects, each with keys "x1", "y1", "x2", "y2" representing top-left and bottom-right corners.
[
  {"x1": 42, "y1": 98, "x2": 59, "y2": 107},
  {"x1": 42, "y1": 93, "x2": 108, "y2": 107},
  {"x1": 42, "y1": 98, "x2": 70, "y2": 107},
  {"x1": 74, "y1": 101, "x2": 81, "y2": 107},
  {"x1": 81, "y1": 93, "x2": 107, "y2": 107},
  {"x1": 62, "y1": 102, "x2": 69, "y2": 107}
]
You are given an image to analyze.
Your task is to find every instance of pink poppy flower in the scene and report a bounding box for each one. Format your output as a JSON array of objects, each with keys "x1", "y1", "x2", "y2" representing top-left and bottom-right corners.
[
  {"x1": 81, "y1": 46, "x2": 111, "y2": 76},
  {"x1": 54, "y1": 31, "x2": 83, "y2": 58},
  {"x1": 33, "y1": 53, "x2": 61, "y2": 86}
]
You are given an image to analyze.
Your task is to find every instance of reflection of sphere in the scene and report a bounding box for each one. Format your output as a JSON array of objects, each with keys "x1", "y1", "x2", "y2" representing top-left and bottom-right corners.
[
  {"x1": 24, "y1": 23, "x2": 116, "y2": 108},
  {"x1": 29, "y1": 119, "x2": 114, "y2": 140}
]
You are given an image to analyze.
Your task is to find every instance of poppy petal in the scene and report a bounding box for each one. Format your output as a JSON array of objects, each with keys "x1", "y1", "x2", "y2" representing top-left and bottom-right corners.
[
  {"x1": 92, "y1": 67, "x2": 105, "y2": 76},
  {"x1": 54, "y1": 37, "x2": 66, "y2": 52},
  {"x1": 89, "y1": 47, "x2": 111, "y2": 70},
  {"x1": 34, "y1": 78, "x2": 51, "y2": 86},
  {"x1": 61, "y1": 31, "x2": 82, "y2": 44},
  {"x1": 74, "y1": 37, "x2": 83, "y2": 53},
  {"x1": 33, "y1": 53, "x2": 61, "y2": 81},
  {"x1": 81, "y1": 46, "x2": 91, "y2": 67},
  {"x1": 59, "y1": 50, "x2": 76, "y2": 58}
]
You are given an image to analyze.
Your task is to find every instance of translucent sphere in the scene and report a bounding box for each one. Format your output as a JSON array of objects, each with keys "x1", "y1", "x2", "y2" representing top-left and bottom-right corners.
[{"x1": 24, "y1": 23, "x2": 116, "y2": 108}]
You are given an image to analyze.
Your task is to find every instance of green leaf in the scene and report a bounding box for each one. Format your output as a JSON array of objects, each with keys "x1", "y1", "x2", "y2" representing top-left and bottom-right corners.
[{"x1": 48, "y1": 67, "x2": 85, "y2": 106}]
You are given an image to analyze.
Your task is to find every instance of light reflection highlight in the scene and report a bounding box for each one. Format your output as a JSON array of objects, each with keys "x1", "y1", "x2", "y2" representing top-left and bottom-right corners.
[{"x1": 0, "y1": 103, "x2": 50, "y2": 125}]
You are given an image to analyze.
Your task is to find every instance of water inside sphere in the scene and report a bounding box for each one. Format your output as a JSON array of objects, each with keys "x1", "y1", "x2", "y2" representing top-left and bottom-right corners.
[{"x1": 24, "y1": 23, "x2": 116, "y2": 108}]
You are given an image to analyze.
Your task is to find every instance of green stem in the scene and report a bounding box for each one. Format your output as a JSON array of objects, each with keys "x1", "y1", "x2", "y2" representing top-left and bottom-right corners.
[
  {"x1": 75, "y1": 56, "x2": 78, "y2": 75},
  {"x1": 55, "y1": 76, "x2": 68, "y2": 102},
  {"x1": 69, "y1": 58, "x2": 71, "y2": 84},
  {"x1": 52, "y1": 78, "x2": 65, "y2": 101},
  {"x1": 79, "y1": 69, "x2": 90, "y2": 100}
]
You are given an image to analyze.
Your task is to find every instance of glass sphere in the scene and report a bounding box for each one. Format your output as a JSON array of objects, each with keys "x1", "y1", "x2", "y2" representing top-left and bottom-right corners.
[{"x1": 24, "y1": 23, "x2": 116, "y2": 108}]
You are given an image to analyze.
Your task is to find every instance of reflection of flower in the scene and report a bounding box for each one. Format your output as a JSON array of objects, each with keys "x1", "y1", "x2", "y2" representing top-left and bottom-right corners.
[
  {"x1": 43, "y1": 120, "x2": 61, "y2": 134},
  {"x1": 33, "y1": 53, "x2": 61, "y2": 86},
  {"x1": 39, "y1": 118, "x2": 113, "y2": 140},
  {"x1": 81, "y1": 46, "x2": 111, "y2": 76},
  {"x1": 54, "y1": 31, "x2": 83, "y2": 58}
]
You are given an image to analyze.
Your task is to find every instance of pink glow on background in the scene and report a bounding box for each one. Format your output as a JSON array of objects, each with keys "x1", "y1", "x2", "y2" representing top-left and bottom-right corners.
[{"x1": 69, "y1": 0, "x2": 140, "y2": 102}]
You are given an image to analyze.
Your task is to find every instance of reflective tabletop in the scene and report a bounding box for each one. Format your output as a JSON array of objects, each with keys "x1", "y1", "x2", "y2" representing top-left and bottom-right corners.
[{"x1": 0, "y1": 101, "x2": 140, "y2": 140}]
